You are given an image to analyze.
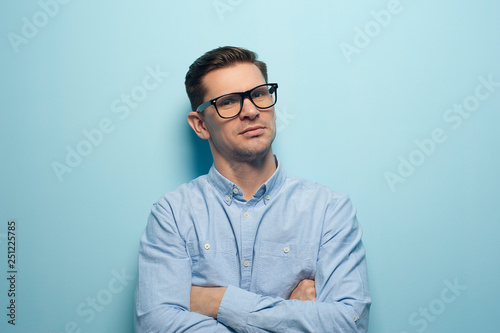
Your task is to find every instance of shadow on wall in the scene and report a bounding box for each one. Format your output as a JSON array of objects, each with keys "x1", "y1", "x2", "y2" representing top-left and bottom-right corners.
[{"x1": 185, "y1": 109, "x2": 213, "y2": 178}]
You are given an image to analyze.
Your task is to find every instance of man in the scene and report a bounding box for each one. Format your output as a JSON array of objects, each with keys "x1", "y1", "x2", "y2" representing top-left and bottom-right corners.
[{"x1": 135, "y1": 46, "x2": 371, "y2": 332}]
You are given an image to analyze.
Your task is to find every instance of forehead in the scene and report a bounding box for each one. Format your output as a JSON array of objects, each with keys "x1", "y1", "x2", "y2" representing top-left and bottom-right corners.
[{"x1": 202, "y1": 62, "x2": 266, "y2": 99}]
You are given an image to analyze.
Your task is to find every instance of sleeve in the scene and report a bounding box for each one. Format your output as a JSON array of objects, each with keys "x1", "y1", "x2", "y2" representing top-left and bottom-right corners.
[
  {"x1": 134, "y1": 200, "x2": 236, "y2": 332},
  {"x1": 216, "y1": 195, "x2": 371, "y2": 333}
]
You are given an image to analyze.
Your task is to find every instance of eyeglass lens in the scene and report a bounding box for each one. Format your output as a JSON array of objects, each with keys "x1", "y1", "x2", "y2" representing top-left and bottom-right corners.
[{"x1": 216, "y1": 84, "x2": 276, "y2": 118}]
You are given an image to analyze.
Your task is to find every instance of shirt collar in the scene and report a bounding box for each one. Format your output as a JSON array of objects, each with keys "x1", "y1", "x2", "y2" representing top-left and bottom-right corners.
[{"x1": 207, "y1": 155, "x2": 286, "y2": 206}]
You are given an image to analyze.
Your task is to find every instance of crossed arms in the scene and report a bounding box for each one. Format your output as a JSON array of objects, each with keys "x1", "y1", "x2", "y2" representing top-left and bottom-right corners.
[
  {"x1": 190, "y1": 279, "x2": 317, "y2": 318},
  {"x1": 135, "y1": 196, "x2": 371, "y2": 332}
]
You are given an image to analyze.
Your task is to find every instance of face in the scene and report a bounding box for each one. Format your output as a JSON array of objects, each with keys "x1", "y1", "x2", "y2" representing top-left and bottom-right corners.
[{"x1": 194, "y1": 62, "x2": 276, "y2": 164}]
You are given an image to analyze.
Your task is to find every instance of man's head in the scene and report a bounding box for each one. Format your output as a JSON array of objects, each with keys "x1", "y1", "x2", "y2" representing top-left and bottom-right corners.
[
  {"x1": 186, "y1": 46, "x2": 277, "y2": 167},
  {"x1": 185, "y1": 46, "x2": 268, "y2": 112}
]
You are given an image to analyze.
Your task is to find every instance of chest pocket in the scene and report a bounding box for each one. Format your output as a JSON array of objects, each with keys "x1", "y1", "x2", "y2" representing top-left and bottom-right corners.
[
  {"x1": 187, "y1": 238, "x2": 238, "y2": 286},
  {"x1": 255, "y1": 241, "x2": 317, "y2": 299}
]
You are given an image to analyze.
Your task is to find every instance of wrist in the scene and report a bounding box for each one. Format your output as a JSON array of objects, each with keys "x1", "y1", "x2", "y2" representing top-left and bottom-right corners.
[
  {"x1": 208, "y1": 287, "x2": 226, "y2": 318},
  {"x1": 190, "y1": 286, "x2": 226, "y2": 318}
]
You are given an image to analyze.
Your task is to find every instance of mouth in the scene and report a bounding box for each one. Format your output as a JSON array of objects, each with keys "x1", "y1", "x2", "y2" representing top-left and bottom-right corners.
[{"x1": 240, "y1": 125, "x2": 265, "y2": 137}]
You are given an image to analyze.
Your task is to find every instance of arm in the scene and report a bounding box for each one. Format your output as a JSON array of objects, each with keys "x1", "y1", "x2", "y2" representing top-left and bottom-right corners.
[
  {"x1": 193, "y1": 196, "x2": 371, "y2": 333},
  {"x1": 190, "y1": 286, "x2": 226, "y2": 318},
  {"x1": 190, "y1": 279, "x2": 316, "y2": 318},
  {"x1": 134, "y1": 201, "x2": 235, "y2": 332}
]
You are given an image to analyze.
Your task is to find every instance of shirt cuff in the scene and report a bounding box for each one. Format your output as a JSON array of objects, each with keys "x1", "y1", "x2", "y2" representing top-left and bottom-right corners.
[{"x1": 217, "y1": 285, "x2": 258, "y2": 331}]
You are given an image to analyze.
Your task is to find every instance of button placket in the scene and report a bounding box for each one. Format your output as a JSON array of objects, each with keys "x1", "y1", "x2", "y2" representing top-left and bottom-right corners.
[
  {"x1": 240, "y1": 203, "x2": 257, "y2": 290},
  {"x1": 242, "y1": 211, "x2": 252, "y2": 269}
]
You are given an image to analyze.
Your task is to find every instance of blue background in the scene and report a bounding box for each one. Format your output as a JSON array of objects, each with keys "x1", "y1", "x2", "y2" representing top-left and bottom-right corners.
[{"x1": 1, "y1": 1, "x2": 499, "y2": 332}]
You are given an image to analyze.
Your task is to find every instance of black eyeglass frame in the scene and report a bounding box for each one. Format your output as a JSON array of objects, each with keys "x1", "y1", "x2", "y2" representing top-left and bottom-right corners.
[{"x1": 195, "y1": 83, "x2": 278, "y2": 119}]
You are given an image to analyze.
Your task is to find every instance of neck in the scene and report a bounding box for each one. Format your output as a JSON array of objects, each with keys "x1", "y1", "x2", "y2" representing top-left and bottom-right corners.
[{"x1": 213, "y1": 150, "x2": 276, "y2": 201}]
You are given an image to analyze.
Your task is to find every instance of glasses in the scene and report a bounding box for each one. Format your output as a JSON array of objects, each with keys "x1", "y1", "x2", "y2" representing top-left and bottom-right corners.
[{"x1": 196, "y1": 83, "x2": 278, "y2": 119}]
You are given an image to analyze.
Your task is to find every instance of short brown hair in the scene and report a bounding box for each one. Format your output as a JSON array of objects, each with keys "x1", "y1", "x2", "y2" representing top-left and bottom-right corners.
[{"x1": 185, "y1": 46, "x2": 268, "y2": 111}]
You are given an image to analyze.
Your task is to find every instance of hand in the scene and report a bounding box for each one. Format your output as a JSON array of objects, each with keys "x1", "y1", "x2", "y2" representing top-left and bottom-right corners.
[
  {"x1": 289, "y1": 279, "x2": 316, "y2": 301},
  {"x1": 190, "y1": 286, "x2": 226, "y2": 318}
]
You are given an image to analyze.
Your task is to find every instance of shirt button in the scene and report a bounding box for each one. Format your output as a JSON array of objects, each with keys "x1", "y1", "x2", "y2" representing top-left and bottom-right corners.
[
  {"x1": 233, "y1": 188, "x2": 239, "y2": 194},
  {"x1": 265, "y1": 195, "x2": 270, "y2": 200},
  {"x1": 204, "y1": 243, "x2": 211, "y2": 250},
  {"x1": 243, "y1": 260, "x2": 250, "y2": 267},
  {"x1": 283, "y1": 246, "x2": 290, "y2": 253},
  {"x1": 225, "y1": 196, "x2": 231, "y2": 202},
  {"x1": 243, "y1": 212, "x2": 250, "y2": 218}
]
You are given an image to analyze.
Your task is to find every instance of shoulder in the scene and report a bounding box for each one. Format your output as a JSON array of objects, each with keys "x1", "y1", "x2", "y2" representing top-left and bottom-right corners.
[
  {"x1": 280, "y1": 173, "x2": 356, "y2": 220},
  {"x1": 154, "y1": 174, "x2": 211, "y2": 210},
  {"x1": 279, "y1": 173, "x2": 358, "y2": 232},
  {"x1": 283, "y1": 173, "x2": 349, "y2": 202}
]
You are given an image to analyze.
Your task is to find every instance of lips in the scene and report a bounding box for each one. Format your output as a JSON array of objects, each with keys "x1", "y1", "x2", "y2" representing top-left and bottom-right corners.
[{"x1": 240, "y1": 125, "x2": 265, "y2": 136}]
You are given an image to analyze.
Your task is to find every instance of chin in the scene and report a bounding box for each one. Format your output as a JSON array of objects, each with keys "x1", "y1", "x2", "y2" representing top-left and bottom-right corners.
[{"x1": 233, "y1": 142, "x2": 273, "y2": 162}]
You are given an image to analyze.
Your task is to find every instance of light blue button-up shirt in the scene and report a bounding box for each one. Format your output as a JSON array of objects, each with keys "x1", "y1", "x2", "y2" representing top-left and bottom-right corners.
[{"x1": 135, "y1": 158, "x2": 371, "y2": 332}]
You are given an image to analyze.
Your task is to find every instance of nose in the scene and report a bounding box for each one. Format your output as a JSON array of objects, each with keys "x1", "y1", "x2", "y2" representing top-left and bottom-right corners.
[{"x1": 238, "y1": 96, "x2": 259, "y2": 120}]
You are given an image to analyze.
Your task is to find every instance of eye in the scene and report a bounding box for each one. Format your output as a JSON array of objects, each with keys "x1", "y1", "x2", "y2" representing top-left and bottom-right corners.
[
  {"x1": 217, "y1": 95, "x2": 238, "y2": 108},
  {"x1": 251, "y1": 88, "x2": 268, "y2": 99}
]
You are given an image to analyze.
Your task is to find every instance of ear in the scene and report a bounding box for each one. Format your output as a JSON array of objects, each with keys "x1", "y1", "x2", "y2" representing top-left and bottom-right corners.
[{"x1": 188, "y1": 111, "x2": 211, "y2": 140}]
